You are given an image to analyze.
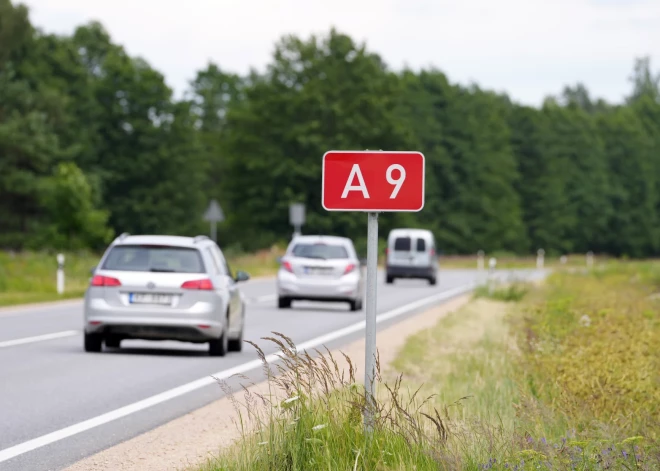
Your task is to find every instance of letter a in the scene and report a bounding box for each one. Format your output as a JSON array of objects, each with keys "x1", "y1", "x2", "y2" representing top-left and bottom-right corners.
[{"x1": 341, "y1": 164, "x2": 370, "y2": 199}]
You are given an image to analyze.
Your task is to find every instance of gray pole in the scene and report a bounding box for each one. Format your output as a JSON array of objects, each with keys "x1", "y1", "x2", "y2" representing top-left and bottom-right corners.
[
  {"x1": 210, "y1": 221, "x2": 217, "y2": 243},
  {"x1": 364, "y1": 212, "x2": 379, "y2": 434}
]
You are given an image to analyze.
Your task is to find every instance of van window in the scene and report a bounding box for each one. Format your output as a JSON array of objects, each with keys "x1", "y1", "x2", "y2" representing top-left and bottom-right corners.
[
  {"x1": 416, "y1": 238, "x2": 426, "y2": 252},
  {"x1": 393, "y1": 237, "x2": 411, "y2": 251}
]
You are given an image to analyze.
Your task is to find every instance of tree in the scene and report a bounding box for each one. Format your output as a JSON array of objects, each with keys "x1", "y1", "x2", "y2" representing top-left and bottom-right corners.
[
  {"x1": 39, "y1": 162, "x2": 113, "y2": 249},
  {"x1": 220, "y1": 29, "x2": 413, "y2": 250}
]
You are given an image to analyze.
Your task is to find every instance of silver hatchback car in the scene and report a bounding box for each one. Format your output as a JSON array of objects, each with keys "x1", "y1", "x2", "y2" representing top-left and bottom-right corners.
[
  {"x1": 276, "y1": 235, "x2": 365, "y2": 311},
  {"x1": 83, "y1": 233, "x2": 249, "y2": 356}
]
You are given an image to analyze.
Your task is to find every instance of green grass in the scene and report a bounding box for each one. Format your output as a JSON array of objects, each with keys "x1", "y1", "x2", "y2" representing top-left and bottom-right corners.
[
  {"x1": 0, "y1": 248, "x2": 286, "y2": 307},
  {"x1": 197, "y1": 261, "x2": 660, "y2": 470},
  {"x1": 198, "y1": 335, "x2": 453, "y2": 471},
  {"x1": 392, "y1": 261, "x2": 660, "y2": 469}
]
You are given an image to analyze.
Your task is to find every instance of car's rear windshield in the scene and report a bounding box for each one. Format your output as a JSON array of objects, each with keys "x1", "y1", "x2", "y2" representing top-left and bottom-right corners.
[
  {"x1": 101, "y1": 245, "x2": 206, "y2": 273},
  {"x1": 291, "y1": 243, "x2": 349, "y2": 260}
]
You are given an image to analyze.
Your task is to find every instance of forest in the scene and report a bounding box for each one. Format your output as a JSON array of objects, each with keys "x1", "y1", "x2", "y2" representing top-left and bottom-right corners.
[{"x1": 2, "y1": 0, "x2": 660, "y2": 257}]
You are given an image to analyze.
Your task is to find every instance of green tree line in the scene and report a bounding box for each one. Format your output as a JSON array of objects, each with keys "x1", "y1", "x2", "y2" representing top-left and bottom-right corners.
[{"x1": 2, "y1": 0, "x2": 660, "y2": 256}]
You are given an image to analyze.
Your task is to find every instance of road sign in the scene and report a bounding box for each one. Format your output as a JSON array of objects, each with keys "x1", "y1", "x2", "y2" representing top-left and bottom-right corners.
[
  {"x1": 203, "y1": 200, "x2": 224, "y2": 242},
  {"x1": 203, "y1": 200, "x2": 224, "y2": 222},
  {"x1": 289, "y1": 203, "x2": 305, "y2": 239},
  {"x1": 322, "y1": 151, "x2": 425, "y2": 212},
  {"x1": 290, "y1": 203, "x2": 305, "y2": 226},
  {"x1": 321, "y1": 149, "x2": 425, "y2": 436}
]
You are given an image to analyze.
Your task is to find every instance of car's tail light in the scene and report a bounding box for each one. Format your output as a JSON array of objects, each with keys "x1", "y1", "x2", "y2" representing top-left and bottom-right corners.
[
  {"x1": 181, "y1": 279, "x2": 214, "y2": 290},
  {"x1": 91, "y1": 275, "x2": 121, "y2": 287},
  {"x1": 385, "y1": 248, "x2": 389, "y2": 255},
  {"x1": 344, "y1": 263, "x2": 356, "y2": 275},
  {"x1": 282, "y1": 261, "x2": 294, "y2": 273},
  {"x1": 430, "y1": 248, "x2": 436, "y2": 256}
]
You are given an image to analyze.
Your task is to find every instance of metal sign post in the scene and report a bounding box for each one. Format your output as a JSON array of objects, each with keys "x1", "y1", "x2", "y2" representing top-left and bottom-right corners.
[
  {"x1": 321, "y1": 150, "x2": 425, "y2": 436},
  {"x1": 289, "y1": 203, "x2": 305, "y2": 239},
  {"x1": 364, "y1": 212, "x2": 379, "y2": 432},
  {"x1": 203, "y1": 199, "x2": 225, "y2": 243}
]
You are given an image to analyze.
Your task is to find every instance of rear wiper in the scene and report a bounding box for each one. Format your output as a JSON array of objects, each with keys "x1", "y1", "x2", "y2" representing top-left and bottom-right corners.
[
  {"x1": 300, "y1": 255, "x2": 326, "y2": 260},
  {"x1": 149, "y1": 268, "x2": 176, "y2": 272}
]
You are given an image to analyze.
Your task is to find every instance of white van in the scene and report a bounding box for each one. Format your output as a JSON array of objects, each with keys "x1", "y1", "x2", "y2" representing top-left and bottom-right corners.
[{"x1": 385, "y1": 228, "x2": 438, "y2": 285}]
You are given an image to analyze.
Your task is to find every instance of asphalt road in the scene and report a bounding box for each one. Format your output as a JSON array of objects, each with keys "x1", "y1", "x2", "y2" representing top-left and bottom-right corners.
[{"x1": 0, "y1": 268, "x2": 543, "y2": 471}]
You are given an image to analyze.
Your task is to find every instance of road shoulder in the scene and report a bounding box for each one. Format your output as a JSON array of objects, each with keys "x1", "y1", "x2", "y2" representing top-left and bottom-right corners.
[{"x1": 63, "y1": 293, "x2": 471, "y2": 471}]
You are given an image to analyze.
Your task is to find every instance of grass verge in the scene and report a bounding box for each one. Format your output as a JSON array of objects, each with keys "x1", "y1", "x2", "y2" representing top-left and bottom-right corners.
[
  {"x1": 0, "y1": 247, "x2": 284, "y2": 307},
  {"x1": 199, "y1": 262, "x2": 660, "y2": 470}
]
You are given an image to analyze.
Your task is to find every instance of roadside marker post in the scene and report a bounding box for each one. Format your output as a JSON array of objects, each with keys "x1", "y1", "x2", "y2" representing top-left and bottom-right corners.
[
  {"x1": 586, "y1": 251, "x2": 594, "y2": 269},
  {"x1": 56, "y1": 253, "x2": 65, "y2": 295},
  {"x1": 203, "y1": 199, "x2": 225, "y2": 243},
  {"x1": 537, "y1": 248, "x2": 545, "y2": 269},
  {"x1": 322, "y1": 150, "x2": 425, "y2": 434},
  {"x1": 289, "y1": 203, "x2": 305, "y2": 239}
]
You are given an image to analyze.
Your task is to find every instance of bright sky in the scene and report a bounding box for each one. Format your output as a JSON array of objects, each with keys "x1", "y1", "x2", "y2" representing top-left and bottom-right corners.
[{"x1": 20, "y1": 0, "x2": 660, "y2": 106}]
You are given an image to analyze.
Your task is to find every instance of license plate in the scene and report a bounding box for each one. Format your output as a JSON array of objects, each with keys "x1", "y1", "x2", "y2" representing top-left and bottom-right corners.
[
  {"x1": 304, "y1": 267, "x2": 331, "y2": 276},
  {"x1": 129, "y1": 293, "x2": 173, "y2": 305}
]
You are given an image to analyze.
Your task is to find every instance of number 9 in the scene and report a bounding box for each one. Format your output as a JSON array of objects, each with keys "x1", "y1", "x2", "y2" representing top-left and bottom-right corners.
[{"x1": 386, "y1": 164, "x2": 406, "y2": 199}]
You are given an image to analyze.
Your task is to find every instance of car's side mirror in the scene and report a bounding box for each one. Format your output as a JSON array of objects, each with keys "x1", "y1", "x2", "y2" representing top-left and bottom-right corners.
[
  {"x1": 276, "y1": 256, "x2": 283, "y2": 264},
  {"x1": 90, "y1": 266, "x2": 96, "y2": 275},
  {"x1": 359, "y1": 258, "x2": 367, "y2": 266},
  {"x1": 235, "y1": 270, "x2": 250, "y2": 283}
]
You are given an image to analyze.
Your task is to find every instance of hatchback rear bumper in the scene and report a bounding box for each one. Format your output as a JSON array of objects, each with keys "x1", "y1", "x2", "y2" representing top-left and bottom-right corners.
[
  {"x1": 84, "y1": 298, "x2": 222, "y2": 342},
  {"x1": 277, "y1": 272, "x2": 361, "y2": 301},
  {"x1": 386, "y1": 265, "x2": 436, "y2": 279}
]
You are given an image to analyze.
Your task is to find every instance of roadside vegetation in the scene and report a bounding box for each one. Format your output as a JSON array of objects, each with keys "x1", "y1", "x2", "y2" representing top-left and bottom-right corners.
[
  {"x1": 197, "y1": 261, "x2": 660, "y2": 470},
  {"x1": 0, "y1": 248, "x2": 284, "y2": 307}
]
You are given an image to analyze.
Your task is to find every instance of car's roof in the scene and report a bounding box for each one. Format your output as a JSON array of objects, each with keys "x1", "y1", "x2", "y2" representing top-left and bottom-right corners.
[
  {"x1": 111, "y1": 234, "x2": 210, "y2": 248},
  {"x1": 290, "y1": 235, "x2": 353, "y2": 245},
  {"x1": 389, "y1": 228, "x2": 434, "y2": 236},
  {"x1": 291, "y1": 234, "x2": 351, "y2": 243}
]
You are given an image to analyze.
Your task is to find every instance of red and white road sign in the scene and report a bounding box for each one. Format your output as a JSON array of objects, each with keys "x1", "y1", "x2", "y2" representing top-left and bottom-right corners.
[{"x1": 322, "y1": 151, "x2": 425, "y2": 212}]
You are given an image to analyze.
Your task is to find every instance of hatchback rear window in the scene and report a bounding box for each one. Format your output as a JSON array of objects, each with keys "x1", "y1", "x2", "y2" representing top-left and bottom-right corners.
[
  {"x1": 292, "y1": 243, "x2": 349, "y2": 260},
  {"x1": 101, "y1": 245, "x2": 206, "y2": 273},
  {"x1": 393, "y1": 237, "x2": 411, "y2": 251},
  {"x1": 416, "y1": 239, "x2": 426, "y2": 252}
]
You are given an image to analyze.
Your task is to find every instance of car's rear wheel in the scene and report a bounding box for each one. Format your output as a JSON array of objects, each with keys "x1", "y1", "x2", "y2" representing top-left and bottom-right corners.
[
  {"x1": 84, "y1": 333, "x2": 103, "y2": 353},
  {"x1": 386, "y1": 275, "x2": 394, "y2": 284},
  {"x1": 349, "y1": 298, "x2": 362, "y2": 311},
  {"x1": 428, "y1": 276, "x2": 437, "y2": 286},
  {"x1": 278, "y1": 296, "x2": 292, "y2": 309},
  {"x1": 228, "y1": 328, "x2": 243, "y2": 352},
  {"x1": 209, "y1": 330, "x2": 228, "y2": 357},
  {"x1": 228, "y1": 312, "x2": 245, "y2": 352},
  {"x1": 105, "y1": 336, "x2": 121, "y2": 348}
]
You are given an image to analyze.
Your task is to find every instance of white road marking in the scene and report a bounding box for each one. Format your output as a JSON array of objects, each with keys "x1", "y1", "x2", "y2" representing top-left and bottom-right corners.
[
  {"x1": 0, "y1": 331, "x2": 79, "y2": 349},
  {"x1": 0, "y1": 282, "x2": 474, "y2": 464}
]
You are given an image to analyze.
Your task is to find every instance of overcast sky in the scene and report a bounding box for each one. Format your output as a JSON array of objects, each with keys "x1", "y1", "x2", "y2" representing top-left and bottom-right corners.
[{"x1": 20, "y1": 0, "x2": 660, "y2": 106}]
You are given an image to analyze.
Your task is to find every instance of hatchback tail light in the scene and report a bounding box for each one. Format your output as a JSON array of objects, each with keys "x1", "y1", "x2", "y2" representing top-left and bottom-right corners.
[
  {"x1": 181, "y1": 279, "x2": 214, "y2": 290},
  {"x1": 91, "y1": 275, "x2": 121, "y2": 287},
  {"x1": 344, "y1": 263, "x2": 356, "y2": 275},
  {"x1": 430, "y1": 248, "x2": 436, "y2": 256},
  {"x1": 385, "y1": 248, "x2": 389, "y2": 255},
  {"x1": 282, "y1": 261, "x2": 294, "y2": 273}
]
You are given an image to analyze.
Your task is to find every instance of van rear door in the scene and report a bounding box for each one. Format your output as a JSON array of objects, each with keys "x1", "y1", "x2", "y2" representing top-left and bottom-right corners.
[
  {"x1": 389, "y1": 234, "x2": 413, "y2": 267},
  {"x1": 412, "y1": 235, "x2": 433, "y2": 268}
]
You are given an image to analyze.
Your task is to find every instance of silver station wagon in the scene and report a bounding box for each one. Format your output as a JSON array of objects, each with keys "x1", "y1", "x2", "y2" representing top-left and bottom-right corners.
[{"x1": 83, "y1": 233, "x2": 249, "y2": 356}]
